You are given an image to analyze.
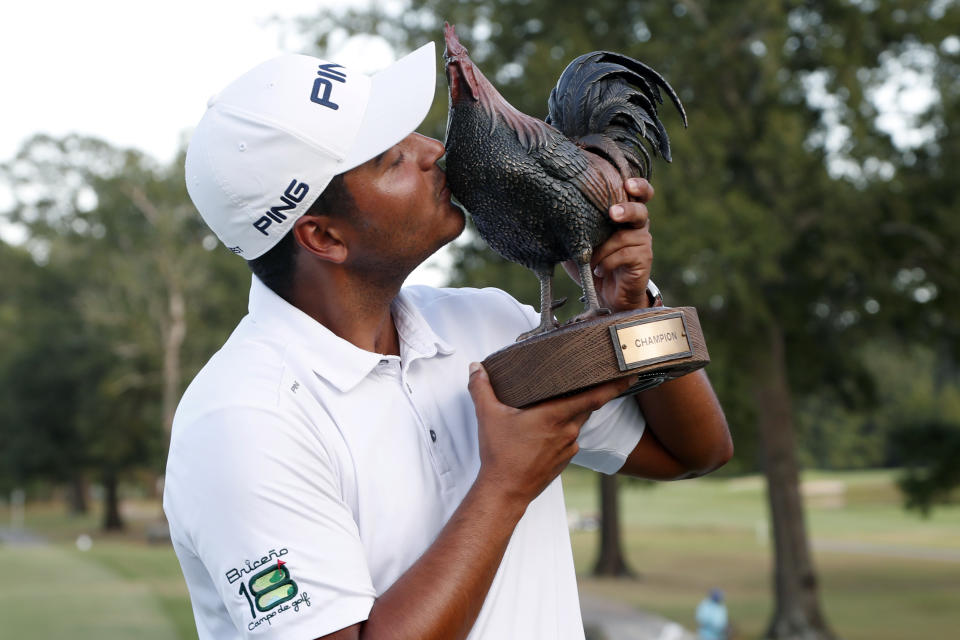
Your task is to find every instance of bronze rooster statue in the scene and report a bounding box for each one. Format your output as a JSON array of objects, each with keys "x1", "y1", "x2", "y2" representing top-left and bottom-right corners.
[{"x1": 443, "y1": 23, "x2": 687, "y2": 340}]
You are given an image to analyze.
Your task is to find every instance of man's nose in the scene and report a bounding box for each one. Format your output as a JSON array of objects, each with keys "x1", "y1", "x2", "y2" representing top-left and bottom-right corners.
[{"x1": 411, "y1": 134, "x2": 445, "y2": 168}]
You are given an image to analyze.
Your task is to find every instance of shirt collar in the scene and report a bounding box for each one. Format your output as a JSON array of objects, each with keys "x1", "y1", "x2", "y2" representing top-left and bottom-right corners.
[
  {"x1": 393, "y1": 289, "x2": 455, "y2": 360},
  {"x1": 246, "y1": 276, "x2": 454, "y2": 393}
]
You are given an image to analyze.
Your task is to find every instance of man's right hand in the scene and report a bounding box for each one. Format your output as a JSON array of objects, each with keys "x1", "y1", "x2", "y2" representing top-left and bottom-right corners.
[{"x1": 467, "y1": 362, "x2": 633, "y2": 506}]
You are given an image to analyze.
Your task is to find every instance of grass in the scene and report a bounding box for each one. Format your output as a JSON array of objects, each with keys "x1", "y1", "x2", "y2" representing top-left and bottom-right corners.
[
  {"x1": 0, "y1": 499, "x2": 196, "y2": 640},
  {"x1": 83, "y1": 542, "x2": 199, "y2": 640},
  {"x1": 0, "y1": 544, "x2": 183, "y2": 639},
  {"x1": 564, "y1": 467, "x2": 960, "y2": 640},
  {"x1": 1, "y1": 468, "x2": 957, "y2": 639}
]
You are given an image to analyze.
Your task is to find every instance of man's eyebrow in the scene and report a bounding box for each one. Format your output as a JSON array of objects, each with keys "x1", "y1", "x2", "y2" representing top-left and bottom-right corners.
[{"x1": 372, "y1": 149, "x2": 390, "y2": 166}]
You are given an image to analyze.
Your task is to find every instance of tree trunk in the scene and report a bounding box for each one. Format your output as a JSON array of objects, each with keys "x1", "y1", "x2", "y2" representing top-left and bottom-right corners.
[
  {"x1": 152, "y1": 284, "x2": 186, "y2": 504},
  {"x1": 102, "y1": 470, "x2": 124, "y2": 531},
  {"x1": 592, "y1": 473, "x2": 635, "y2": 577},
  {"x1": 754, "y1": 323, "x2": 836, "y2": 640},
  {"x1": 68, "y1": 471, "x2": 88, "y2": 515},
  {"x1": 162, "y1": 286, "x2": 186, "y2": 440}
]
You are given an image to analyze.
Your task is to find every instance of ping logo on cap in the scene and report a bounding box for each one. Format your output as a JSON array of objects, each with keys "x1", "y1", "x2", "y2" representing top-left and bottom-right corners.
[
  {"x1": 310, "y1": 63, "x2": 347, "y2": 110},
  {"x1": 252, "y1": 179, "x2": 310, "y2": 236}
]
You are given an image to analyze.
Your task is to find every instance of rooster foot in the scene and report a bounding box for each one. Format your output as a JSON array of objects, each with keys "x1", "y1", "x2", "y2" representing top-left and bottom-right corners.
[
  {"x1": 551, "y1": 297, "x2": 568, "y2": 310},
  {"x1": 516, "y1": 317, "x2": 559, "y2": 342},
  {"x1": 518, "y1": 266, "x2": 563, "y2": 341},
  {"x1": 568, "y1": 307, "x2": 612, "y2": 325}
]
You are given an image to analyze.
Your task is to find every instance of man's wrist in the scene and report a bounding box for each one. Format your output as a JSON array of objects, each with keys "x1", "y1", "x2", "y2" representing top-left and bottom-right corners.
[{"x1": 471, "y1": 471, "x2": 529, "y2": 524}]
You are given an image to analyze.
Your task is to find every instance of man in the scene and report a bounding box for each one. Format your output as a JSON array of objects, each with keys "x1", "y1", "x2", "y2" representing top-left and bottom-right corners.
[{"x1": 164, "y1": 40, "x2": 731, "y2": 640}]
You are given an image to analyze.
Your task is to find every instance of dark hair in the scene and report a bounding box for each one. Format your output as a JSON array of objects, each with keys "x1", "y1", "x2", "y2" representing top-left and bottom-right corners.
[{"x1": 246, "y1": 174, "x2": 354, "y2": 302}]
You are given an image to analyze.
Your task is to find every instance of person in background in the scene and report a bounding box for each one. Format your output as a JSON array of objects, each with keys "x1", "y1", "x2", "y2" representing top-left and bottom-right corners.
[{"x1": 696, "y1": 588, "x2": 729, "y2": 640}]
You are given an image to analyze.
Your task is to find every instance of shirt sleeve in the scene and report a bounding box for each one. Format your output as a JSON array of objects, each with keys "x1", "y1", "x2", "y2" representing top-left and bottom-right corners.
[
  {"x1": 574, "y1": 394, "x2": 645, "y2": 474},
  {"x1": 164, "y1": 404, "x2": 375, "y2": 638},
  {"x1": 499, "y1": 289, "x2": 647, "y2": 475}
]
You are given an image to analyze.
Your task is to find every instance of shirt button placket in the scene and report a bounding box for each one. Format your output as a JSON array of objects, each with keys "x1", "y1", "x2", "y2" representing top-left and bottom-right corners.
[
  {"x1": 404, "y1": 381, "x2": 437, "y2": 444},
  {"x1": 401, "y1": 368, "x2": 452, "y2": 486}
]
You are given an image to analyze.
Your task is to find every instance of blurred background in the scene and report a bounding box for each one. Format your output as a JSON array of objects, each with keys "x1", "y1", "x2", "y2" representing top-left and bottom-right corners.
[{"x1": 1, "y1": 1, "x2": 958, "y2": 639}]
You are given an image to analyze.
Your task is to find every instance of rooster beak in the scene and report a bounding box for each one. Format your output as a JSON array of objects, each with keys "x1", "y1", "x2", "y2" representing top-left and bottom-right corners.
[
  {"x1": 443, "y1": 21, "x2": 478, "y2": 102},
  {"x1": 446, "y1": 58, "x2": 477, "y2": 103}
]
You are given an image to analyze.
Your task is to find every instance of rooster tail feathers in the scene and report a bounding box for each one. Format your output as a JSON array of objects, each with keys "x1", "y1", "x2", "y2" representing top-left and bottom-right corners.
[
  {"x1": 577, "y1": 51, "x2": 688, "y2": 126},
  {"x1": 546, "y1": 51, "x2": 687, "y2": 179}
]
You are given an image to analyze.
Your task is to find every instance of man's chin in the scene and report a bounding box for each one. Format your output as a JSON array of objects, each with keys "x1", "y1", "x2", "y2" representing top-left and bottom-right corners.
[
  {"x1": 438, "y1": 202, "x2": 467, "y2": 246},
  {"x1": 407, "y1": 212, "x2": 467, "y2": 282},
  {"x1": 450, "y1": 204, "x2": 467, "y2": 236}
]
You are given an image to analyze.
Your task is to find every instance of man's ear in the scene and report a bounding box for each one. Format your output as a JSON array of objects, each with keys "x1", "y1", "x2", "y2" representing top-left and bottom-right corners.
[{"x1": 292, "y1": 215, "x2": 348, "y2": 264}]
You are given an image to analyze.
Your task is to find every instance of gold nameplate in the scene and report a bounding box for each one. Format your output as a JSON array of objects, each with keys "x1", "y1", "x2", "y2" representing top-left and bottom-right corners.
[{"x1": 609, "y1": 312, "x2": 693, "y2": 371}]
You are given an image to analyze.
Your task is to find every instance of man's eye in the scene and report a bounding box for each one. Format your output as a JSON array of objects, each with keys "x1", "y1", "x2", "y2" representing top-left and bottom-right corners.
[{"x1": 391, "y1": 151, "x2": 405, "y2": 167}]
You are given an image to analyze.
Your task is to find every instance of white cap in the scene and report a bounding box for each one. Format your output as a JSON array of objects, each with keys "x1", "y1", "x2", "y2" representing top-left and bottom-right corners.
[{"x1": 185, "y1": 42, "x2": 437, "y2": 259}]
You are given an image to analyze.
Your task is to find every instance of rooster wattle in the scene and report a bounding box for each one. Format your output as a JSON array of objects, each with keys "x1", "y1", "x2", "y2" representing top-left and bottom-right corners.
[{"x1": 443, "y1": 23, "x2": 687, "y2": 340}]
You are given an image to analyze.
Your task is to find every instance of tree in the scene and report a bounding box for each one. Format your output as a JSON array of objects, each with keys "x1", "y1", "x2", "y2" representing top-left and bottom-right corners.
[
  {"x1": 858, "y1": 341, "x2": 960, "y2": 513},
  {"x1": 866, "y1": 10, "x2": 960, "y2": 515},
  {"x1": 1, "y1": 135, "x2": 249, "y2": 529},
  {"x1": 892, "y1": 419, "x2": 960, "y2": 515},
  {"x1": 0, "y1": 242, "x2": 101, "y2": 512},
  {"x1": 297, "y1": 2, "x2": 960, "y2": 637}
]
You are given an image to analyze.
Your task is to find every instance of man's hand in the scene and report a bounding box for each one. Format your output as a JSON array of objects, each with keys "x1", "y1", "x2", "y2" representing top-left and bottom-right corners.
[
  {"x1": 467, "y1": 362, "x2": 633, "y2": 506},
  {"x1": 563, "y1": 177, "x2": 654, "y2": 312}
]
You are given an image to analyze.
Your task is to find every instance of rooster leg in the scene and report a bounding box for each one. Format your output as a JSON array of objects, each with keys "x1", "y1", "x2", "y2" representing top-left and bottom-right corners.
[
  {"x1": 516, "y1": 265, "x2": 560, "y2": 341},
  {"x1": 570, "y1": 250, "x2": 611, "y2": 324}
]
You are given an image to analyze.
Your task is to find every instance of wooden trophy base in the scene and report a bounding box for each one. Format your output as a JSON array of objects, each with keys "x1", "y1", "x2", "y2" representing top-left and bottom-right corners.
[{"x1": 482, "y1": 306, "x2": 709, "y2": 408}]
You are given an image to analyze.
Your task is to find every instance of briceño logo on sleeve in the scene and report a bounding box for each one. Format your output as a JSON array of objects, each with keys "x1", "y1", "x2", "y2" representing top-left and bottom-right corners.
[{"x1": 227, "y1": 547, "x2": 312, "y2": 629}]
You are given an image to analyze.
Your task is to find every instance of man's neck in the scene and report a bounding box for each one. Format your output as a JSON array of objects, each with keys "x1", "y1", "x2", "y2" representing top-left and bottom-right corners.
[{"x1": 291, "y1": 270, "x2": 403, "y2": 357}]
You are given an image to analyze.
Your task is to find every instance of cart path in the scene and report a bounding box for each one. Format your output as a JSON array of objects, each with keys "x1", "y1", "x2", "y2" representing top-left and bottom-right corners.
[
  {"x1": 813, "y1": 538, "x2": 960, "y2": 562},
  {"x1": 0, "y1": 525, "x2": 47, "y2": 545},
  {"x1": 580, "y1": 591, "x2": 696, "y2": 640}
]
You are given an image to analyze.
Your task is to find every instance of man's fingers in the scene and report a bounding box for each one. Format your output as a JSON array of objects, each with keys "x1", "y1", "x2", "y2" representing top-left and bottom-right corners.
[
  {"x1": 472, "y1": 362, "x2": 631, "y2": 425},
  {"x1": 548, "y1": 376, "x2": 635, "y2": 418},
  {"x1": 592, "y1": 230, "x2": 652, "y2": 277},
  {"x1": 625, "y1": 177, "x2": 654, "y2": 203},
  {"x1": 467, "y1": 362, "x2": 502, "y2": 416},
  {"x1": 592, "y1": 228, "x2": 651, "y2": 265},
  {"x1": 608, "y1": 201, "x2": 649, "y2": 228},
  {"x1": 596, "y1": 245, "x2": 652, "y2": 279}
]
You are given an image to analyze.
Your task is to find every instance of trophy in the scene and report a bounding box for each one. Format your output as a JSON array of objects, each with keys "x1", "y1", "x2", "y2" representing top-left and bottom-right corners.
[{"x1": 443, "y1": 24, "x2": 709, "y2": 407}]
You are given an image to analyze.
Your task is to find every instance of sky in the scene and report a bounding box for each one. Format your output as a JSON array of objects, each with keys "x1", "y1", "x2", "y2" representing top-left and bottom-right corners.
[
  {"x1": 1, "y1": 0, "x2": 454, "y2": 285},
  {"x1": 0, "y1": 0, "x2": 390, "y2": 165}
]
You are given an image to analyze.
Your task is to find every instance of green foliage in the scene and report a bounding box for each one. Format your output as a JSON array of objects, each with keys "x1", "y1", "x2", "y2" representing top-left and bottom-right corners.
[
  {"x1": 775, "y1": 339, "x2": 960, "y2": 518},
  {"x1": 0, "y1": 244, "x2": 105, "y2": 489},
  {"x1": 891, "y1": 420, "x2": 960, "y2": 516},
  {"x1": 868, "y1": 344, "x2": 960, "y2": 514},
  {"x1": 0, "y1": 134, "x2": 249, "y2": 502}
]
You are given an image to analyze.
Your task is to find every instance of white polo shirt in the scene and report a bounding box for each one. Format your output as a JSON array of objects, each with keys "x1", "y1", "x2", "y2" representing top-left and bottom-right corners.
[{"x1": 164, "y1": 275, "x2": 645, "y2": 639}]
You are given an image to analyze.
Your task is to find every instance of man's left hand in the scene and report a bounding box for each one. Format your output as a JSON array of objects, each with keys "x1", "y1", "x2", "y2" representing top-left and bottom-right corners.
[{"x1": 564, "y1": 177, "x2": 654, "y2": 312}]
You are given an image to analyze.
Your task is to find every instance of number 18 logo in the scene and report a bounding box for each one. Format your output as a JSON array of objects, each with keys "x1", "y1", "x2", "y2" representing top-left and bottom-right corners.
[{"x1": 239, "y1": 560, "x2": 298, "y2": 618}]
